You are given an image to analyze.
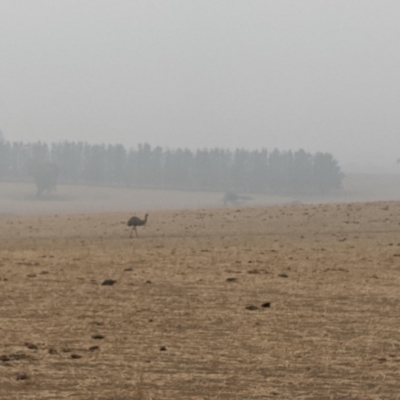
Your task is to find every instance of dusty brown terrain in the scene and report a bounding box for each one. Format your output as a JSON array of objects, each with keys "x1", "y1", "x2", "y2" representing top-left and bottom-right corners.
[{"x1": 1, "y1": 200, "x2": 400, "y2": 399}]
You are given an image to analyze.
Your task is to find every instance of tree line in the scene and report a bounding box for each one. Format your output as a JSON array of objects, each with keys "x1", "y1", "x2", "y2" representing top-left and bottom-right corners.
[{"x1": 0, "y1": 140, "x2": 344, "y2": 194}]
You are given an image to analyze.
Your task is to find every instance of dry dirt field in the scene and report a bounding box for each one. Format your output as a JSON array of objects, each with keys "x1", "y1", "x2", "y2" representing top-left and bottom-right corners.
[{"x1": 1, "y1": 199, "x2": 400, "y2": 399}]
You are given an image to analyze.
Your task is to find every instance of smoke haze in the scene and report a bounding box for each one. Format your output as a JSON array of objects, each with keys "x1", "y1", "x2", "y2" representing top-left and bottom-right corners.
[{"x1": 1, "y1": 1, "x2": 400, "y2": 173}]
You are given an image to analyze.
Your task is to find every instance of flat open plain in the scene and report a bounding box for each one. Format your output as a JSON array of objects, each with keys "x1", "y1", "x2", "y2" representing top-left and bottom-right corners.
[{"x1": 1, "y1": 197, "x2": 400, "y2": 399}]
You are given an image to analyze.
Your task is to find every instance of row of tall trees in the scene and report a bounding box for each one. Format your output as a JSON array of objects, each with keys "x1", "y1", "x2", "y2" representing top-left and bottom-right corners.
[{"x1": 0, "y1": 141, "x2": 344, "y2": 194}]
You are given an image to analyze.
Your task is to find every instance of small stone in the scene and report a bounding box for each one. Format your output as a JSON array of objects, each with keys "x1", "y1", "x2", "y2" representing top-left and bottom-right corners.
[
  {"x1": 91, "y1": 334, "x2": 104, "y2": 340},
  {"x1": 25, "y1": 342, "x2": 38, "y2": 350},
  {"x1": 70, "y1": 354, "x2": 82, "y2": 359},
  {"x1": 101, "y1": 279, "x2": 116, "y2": 286},
  {"x1": 226, "y1": 277, "x2": 237, "y2": 282},
  {"x1": 261, "y1": 302, "x2": 271, "y2": 308},
  {"x1": 245, "y1": 305, "x2": 258, "y2": 311},
  {"x1": 89, "y1": 346, "x2": 100, "y2": 351},
  {"x1": 159, "y1": 346, "x2": 167, "y2": 351}
]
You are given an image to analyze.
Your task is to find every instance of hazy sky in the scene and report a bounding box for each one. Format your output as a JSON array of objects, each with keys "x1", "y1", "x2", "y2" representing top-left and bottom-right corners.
[{"x1": 1, "y1": 1, "x2": 400, "y2": 172}]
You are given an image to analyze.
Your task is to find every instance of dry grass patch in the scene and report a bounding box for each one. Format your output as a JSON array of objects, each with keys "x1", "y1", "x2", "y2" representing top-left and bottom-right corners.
[{"x1": 1, "y1": 202, "x2": 400, "y2": 399}]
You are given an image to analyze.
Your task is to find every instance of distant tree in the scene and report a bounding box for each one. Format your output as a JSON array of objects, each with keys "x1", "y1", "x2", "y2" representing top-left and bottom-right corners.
[
  {"x1": 312, "y1": 152, "x2": 344, "y2": 193},
  {"x1": 0, "y1": 139, "x2": 9, "y2": 178},
  {"x1": 230, "y1": 149, "x2": 252, "y2": 192},
  {"x1": 267, "y1": 149, "x2": 284, "y2": 193},
  {"x1": 194, "y1": 149, "x2": 212, "y2": 190},
  {"x1": 51, "y1": 141, "x2": 83, "y2": 184},
  {"x1": 30, "y1": 141, "x2": 49, "y2": 162},
  {"x1": 136, "y1": 143, "x2": 152, "y2": 187},
  {"x1": 210, "y1": 148, "x2": 231, "y2": 191},
  {"x1": 292, "y1": 149, "x2": 313, "y2": 193},
  {"x1": 247, "y1": 149, "x2": 268, "y2": 193},
  {"x1": 10, "y1": 142, "x2": 29, "y2": 179},
  {"x1": 82, "y1": 143, "x2": 107, "y2": 184},
  {"x1": 106, "y1": 144, "x2": 126, "y2": 186},
  {"x1": 0, "y1": 139, "x2": 345, "y2": 195},
  {"x1": 27, "y1": 159, "x2": 60, "y2": 196}
]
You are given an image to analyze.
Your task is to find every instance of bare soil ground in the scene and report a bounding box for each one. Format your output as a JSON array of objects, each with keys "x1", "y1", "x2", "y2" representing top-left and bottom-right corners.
[{"x1": 1, "y1": 199, "x2": 400, "y2": 399}]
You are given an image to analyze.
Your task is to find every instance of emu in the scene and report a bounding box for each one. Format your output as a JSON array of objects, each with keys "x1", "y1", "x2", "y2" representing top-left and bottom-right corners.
[{"x1": 127, "y1": 214, "x2": 149, "y2": 238}]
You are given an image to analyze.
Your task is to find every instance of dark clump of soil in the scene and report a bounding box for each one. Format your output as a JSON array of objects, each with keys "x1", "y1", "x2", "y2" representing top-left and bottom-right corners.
[
  {"x1": 101, "y1": 279, "x2": 116, "y2": 286},
  {"x1": 16, "y1": 373, "x2": 28, "y2": 381},
  {"x1": 1, "y1": 352, "x2": 30, "y2": 362},
  {"x1": 91, "y1": 334, "x2": 104, "y2": 340},
  {"x1": 247, "y1": 269, "x2": 260, "y2": 274}
]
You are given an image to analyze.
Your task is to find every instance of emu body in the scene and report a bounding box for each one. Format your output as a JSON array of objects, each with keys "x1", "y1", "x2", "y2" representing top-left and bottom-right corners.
[{"x1": 127, "y1": 214, "x2": 148, "y2": 238}]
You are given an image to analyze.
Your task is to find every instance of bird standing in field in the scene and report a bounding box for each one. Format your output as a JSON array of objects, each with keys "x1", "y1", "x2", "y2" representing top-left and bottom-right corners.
[{"x1": 127, "y1": 213, "x2": 149, "y2": 238}]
